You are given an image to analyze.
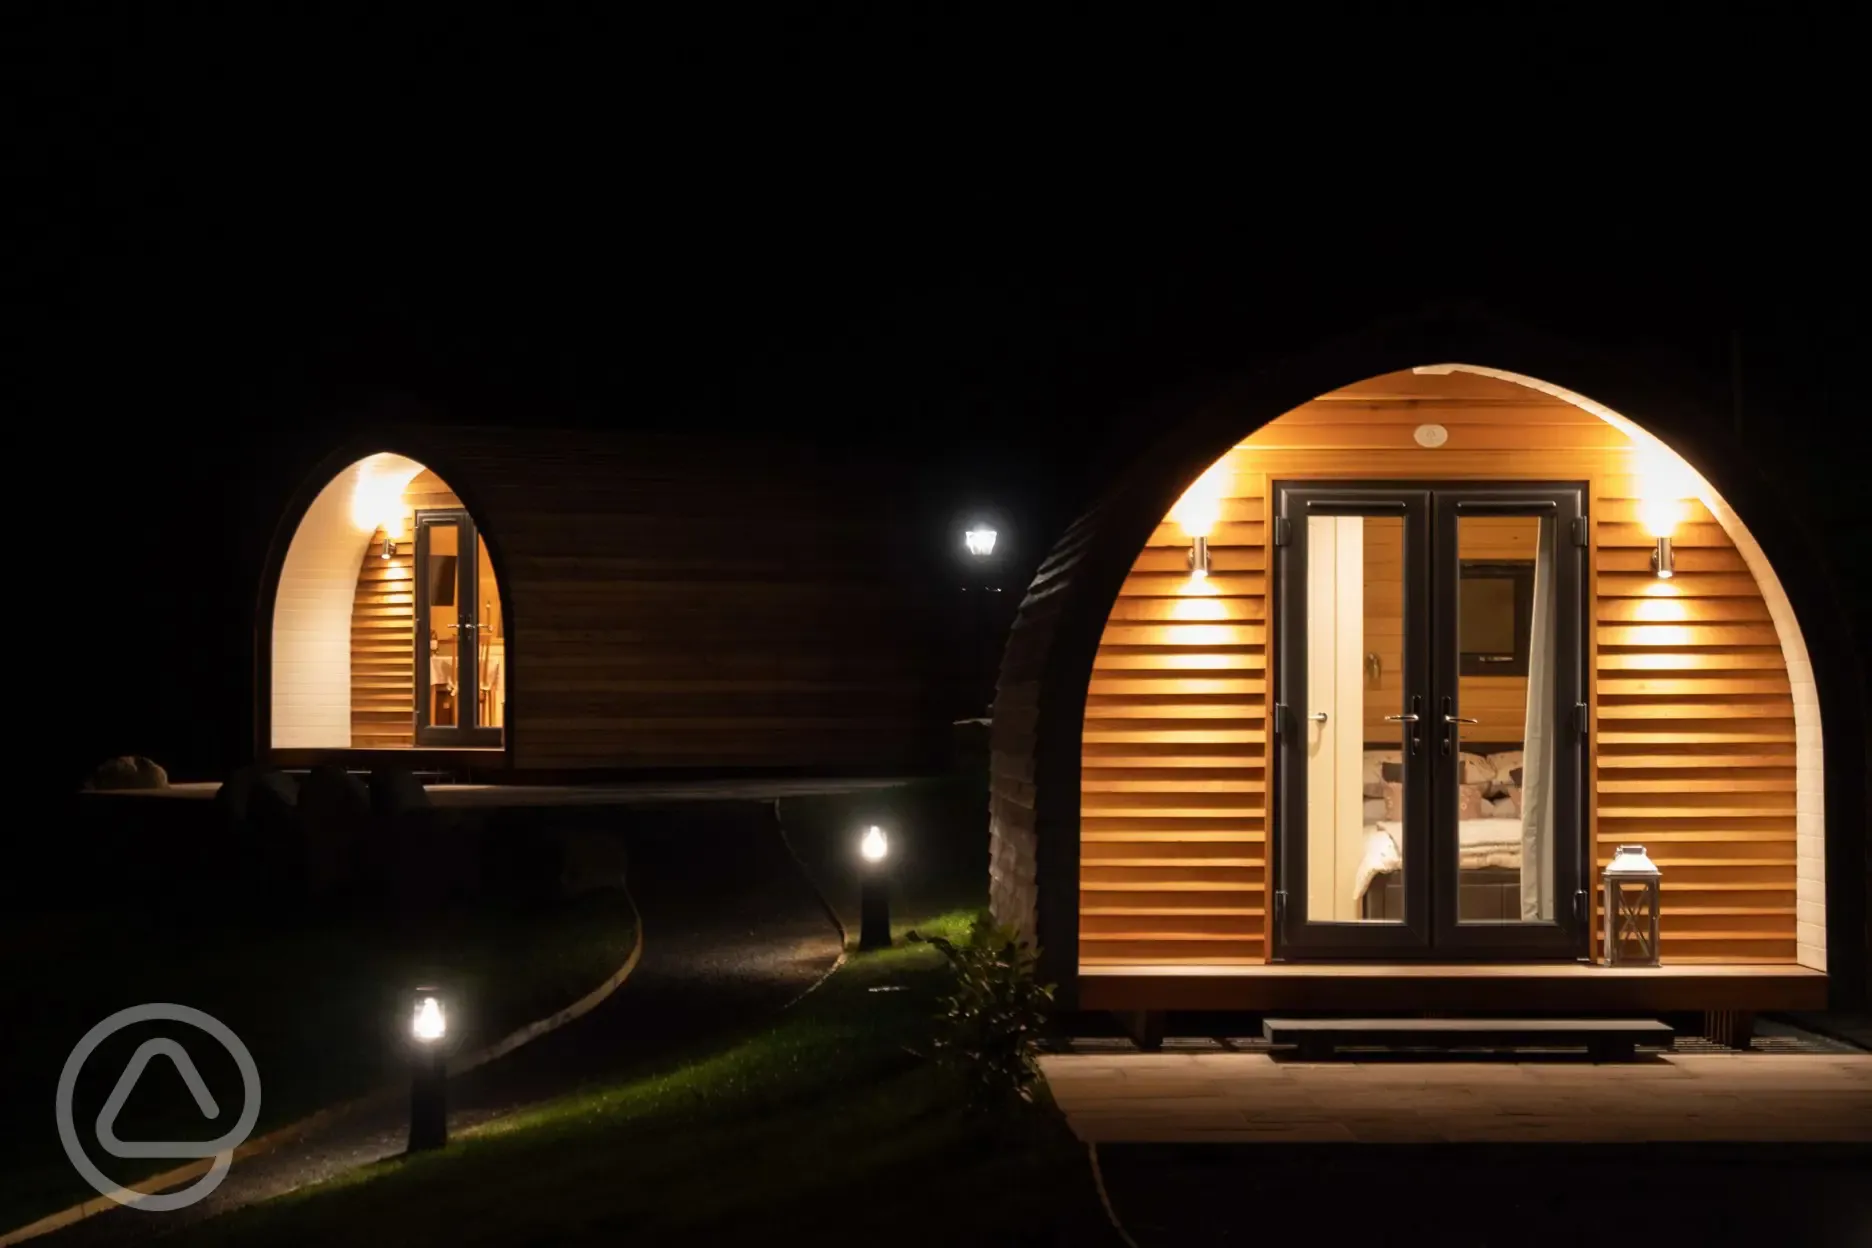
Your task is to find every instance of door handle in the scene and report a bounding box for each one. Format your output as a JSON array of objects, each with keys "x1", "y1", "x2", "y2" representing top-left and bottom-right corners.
[
  {"x1": 1383, "y1": 713, "x2": 1420, "y2": 723},
  {"x1": 1307, "y1": 712, "x2": 1329, "y2": 723},
  {"x1": 1443, "y1": 715, "x2": 1479, "y2": 725}
]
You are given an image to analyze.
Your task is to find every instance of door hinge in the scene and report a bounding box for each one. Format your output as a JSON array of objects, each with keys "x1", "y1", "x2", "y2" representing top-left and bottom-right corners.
[
  {"x1": 1273, "y1": 703, "x2": 1289, "y2": 736},
  {"x1": 1274, "y1": 890, "x2": 1288, "y2": 926},
  {"x1": 1273, "y1": 517, "x2": 1291, "y2": 547},
  {"x1": 1571, "y1": 516, "x2": 1589, "y2": 547},
  {"x1": 1574, "y1": 701, "x2": 1590, "y2": 739},
  {"x1": 1572, "y1": 889, "x2": 1587, "y2": 923}
]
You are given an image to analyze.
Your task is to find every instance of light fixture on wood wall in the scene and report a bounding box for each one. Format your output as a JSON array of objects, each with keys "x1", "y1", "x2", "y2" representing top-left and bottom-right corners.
[
  {"x1": 1188, "y1": 535, "x2": 1210, "y2": 579},
  {"x1": 381, "y1": 537, "x2": 398, "y2": 560},
  {"x1": 1651, "y1": 535, "x2": 1674, "y2": 579}
]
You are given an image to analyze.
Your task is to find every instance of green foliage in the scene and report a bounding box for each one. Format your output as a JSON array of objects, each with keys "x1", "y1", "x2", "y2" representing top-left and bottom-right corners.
[{"x1": 909, "y1": 916, "x2": 1055, "y2": 1112}]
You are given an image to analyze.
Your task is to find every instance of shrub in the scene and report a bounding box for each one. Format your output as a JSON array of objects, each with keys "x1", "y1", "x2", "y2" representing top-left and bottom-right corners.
[{"x1": 910, "y1": 916, "x2": 1056, "y2": 1112}]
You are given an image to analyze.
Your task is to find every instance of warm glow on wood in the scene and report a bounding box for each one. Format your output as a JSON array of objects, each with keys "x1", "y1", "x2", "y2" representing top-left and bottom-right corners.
[
  {"x1": 1169, "y1": 597, "x2": 1227, "y2": 622},
  {"x1": 1169, "y1": 461, "x2": 1230, "y2": 538},
  {"x1": 350, "y1": 453, "x2": 425, "y2": 536}
]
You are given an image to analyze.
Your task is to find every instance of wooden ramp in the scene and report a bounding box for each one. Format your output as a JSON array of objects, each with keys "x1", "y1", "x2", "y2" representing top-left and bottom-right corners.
[{"x1": 1263, "y1": 1017, "x2": 1674, "y2": 1062}]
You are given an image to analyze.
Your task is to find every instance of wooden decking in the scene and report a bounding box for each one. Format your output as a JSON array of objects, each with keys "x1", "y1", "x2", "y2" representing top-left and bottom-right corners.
[
  {"x1": 1041, "y1": 1050, "x2": 1872, "y2": 1143},
  {"x1": 1077, "y1": 961, "x2": 1828, "y2": 1012}
]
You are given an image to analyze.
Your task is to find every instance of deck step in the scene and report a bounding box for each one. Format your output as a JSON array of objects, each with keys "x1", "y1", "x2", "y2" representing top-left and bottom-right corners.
[{"x1": 1262, "y1": 1016, "x2": 1673, "y2": 1062}]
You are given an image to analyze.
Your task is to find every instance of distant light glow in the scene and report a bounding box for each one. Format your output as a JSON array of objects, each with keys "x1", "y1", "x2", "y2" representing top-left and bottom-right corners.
[
  {"x1": 412, "y1": 995, "x2": 446, "y2": 1043},
  {"x1": 860, "y1": 826, "x2": 889, "y2": 863},
  {"x1": 964, "y1": 527, "x2": 997, "y2": 557}
]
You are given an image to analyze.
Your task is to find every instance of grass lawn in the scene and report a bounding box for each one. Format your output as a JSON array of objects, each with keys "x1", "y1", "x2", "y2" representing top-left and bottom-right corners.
[
  {"x1": 175, "y1": 911, "x2": 1114, "y2": 1247},
  {"x1": 0, "y1": 885, "x2": 637, "y2": 1233}
]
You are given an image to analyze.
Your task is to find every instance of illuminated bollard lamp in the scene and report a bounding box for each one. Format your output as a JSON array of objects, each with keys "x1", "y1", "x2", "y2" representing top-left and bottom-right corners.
[
  {"x1": 1602, "y1": 845, "x2": 1662, "y2": 967},
  {"x1": 858, "y1": 826, "x2": 893, "y2": 951},
  {"x1": 407, "y1": 987, "x2": 451, "y2": 1152}
]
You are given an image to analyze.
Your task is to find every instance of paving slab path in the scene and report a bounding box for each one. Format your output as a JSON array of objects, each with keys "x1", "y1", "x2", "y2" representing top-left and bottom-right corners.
[{"x1": 35, "y1": 802, "x2": 843, "y2": 1246}]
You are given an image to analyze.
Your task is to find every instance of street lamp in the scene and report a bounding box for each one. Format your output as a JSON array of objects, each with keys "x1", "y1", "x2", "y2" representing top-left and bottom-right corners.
[
  {"x1": 964, "y1": 526, "x2": 997, "y2": 557},
  {"x1": 858, "y1": 826, "x2": 892, "y2": 950},
  {"x1": 408, "y1": 987, "x2": 449, "y2": 1152}
]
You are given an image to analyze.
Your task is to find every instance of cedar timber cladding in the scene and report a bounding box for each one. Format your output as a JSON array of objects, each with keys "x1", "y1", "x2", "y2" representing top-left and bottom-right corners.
[
  {"x1": 1076, "y1": 371, "x2": 1800, "y2": 969},
  {"x1": 443, "y1": 430, "x2": 937, "y2": 772}
]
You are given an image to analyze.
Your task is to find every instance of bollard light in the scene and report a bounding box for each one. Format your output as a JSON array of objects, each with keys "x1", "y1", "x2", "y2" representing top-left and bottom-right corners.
[
  {"x1": 407, "y1": 987, "x2": 449, "y2": 1152},
  {"x1": 858, "y1": 826, "x2": 893, "y2": 950},
  {"x1": 861, "y1": 825, "x2": 888, "y2": 863}
]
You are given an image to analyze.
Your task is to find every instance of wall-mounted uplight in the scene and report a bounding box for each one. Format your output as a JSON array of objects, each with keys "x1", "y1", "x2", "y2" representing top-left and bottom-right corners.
[
  {"x1": 381, "y1": 537, "x2": 399, "y2": 561},
  {"x1": 1650, "y1": 535, "x2": 1674, "y2": 579},
  {"x1": 858, "y1": 826, "x2": 892, "y2": 950},
  {"x1": 408, "y1": 987, "x2": 449, "y2": 1152},
  {"x1": 1188, "y1": 535, "x2": 1211, "y2": 579},
  {"x1": 964, "y1": 526, "x2": 998, "y2": 557}
]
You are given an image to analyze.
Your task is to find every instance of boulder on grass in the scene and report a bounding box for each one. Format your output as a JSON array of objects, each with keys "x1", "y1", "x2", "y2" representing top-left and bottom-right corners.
[{"x1": 85, "y1": 755, "x2": 169, "y2": 790}]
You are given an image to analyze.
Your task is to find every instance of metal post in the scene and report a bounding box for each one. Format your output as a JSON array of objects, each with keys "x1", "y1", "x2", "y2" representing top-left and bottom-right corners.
[
  {"x1": 859, "y1": 872, "x2": 892, "y2": 950},
  {"x1": 409, "y1": 1043, "x2": 447, "y2": 1152}
]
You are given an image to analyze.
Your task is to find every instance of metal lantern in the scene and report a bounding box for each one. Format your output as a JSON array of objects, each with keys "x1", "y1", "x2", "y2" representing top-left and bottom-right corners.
[{"x1": 1602, "y1": 844, "x2": 1662, "y2": 966}]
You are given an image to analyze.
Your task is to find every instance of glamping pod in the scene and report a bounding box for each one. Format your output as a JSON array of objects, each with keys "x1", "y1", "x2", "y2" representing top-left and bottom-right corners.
[
  {"x1": 990, "y1": 332, "x2": 1866, "y2": 1030},
  {"x1": 260, "y1": 429, "x2": 944, "y2": 777}
]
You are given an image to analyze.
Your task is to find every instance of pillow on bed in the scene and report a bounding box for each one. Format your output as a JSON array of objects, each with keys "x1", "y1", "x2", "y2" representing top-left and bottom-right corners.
[
  {"x1": 1380, "y1": 761, "x2": 1405, "y2": 783},
  {"x1": 1486, "y1": 750, "x2": 1524, "y2": 781},
  {"x1": 1493, "y1": 784, "x2": 1522, "y2": 816},
  {"x1": 1382, "y1": 781, "x2": 1405, "y2": 822},
  {"x1": 1363, "y1": 750, "x2": 1401, "y2": 787},
  {"x1": 1363, "y1": 796, "x2": 1387, "y2": 823},
  {"x1": 1457, "y1": 783, "x2": 1485, "y2": 820},
  {"x1": 1459, "y1": 752, "x2": 1496, "y2": 785}
]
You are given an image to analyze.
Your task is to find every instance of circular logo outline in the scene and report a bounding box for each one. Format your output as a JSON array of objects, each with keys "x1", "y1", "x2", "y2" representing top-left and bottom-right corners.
[{"x1": 56, "y1": 1003, "x2": 262, "y2": 1213}]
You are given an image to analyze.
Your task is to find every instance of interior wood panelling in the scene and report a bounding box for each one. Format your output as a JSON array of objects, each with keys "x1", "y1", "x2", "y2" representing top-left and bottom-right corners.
[{"x1": 1079, "y1": 370, "x2": 1798, "y2": 968}]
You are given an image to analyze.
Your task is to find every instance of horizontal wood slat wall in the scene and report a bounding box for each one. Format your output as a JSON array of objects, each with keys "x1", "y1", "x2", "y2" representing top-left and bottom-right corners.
[
  {"x1": 430, "y1": 431, "x2": 943, "y2": 772},
  {"x1": 1078, "y1": 370, "x2": 1798, "y2": 968},
  {"x1": 1080, "y1": 472, "x2": 1270, "y2": 965},
  {"x1": 349, "y1": 470, "x2": 465, "y2": 748}
]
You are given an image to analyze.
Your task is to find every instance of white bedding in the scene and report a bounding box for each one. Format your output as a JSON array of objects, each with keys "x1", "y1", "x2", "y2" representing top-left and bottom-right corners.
[{"x1": 1352, "y1": 818, "x2": 1525, "y2": 903}]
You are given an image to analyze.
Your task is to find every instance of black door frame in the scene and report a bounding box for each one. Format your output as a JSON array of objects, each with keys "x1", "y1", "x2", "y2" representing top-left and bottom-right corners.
[
  {"x1": 1429, "y1": 486, "x2": 1588, "y2": 958},
  {"x1": 1273, "y1": 486, "x2": 1434, "y2": 956},
  {"x1": 1272, "y1": 481, "x2": 1589, "y2": 962},
  {"x1": 414, "y1": 508, "x2": 503, "y2": 747}
]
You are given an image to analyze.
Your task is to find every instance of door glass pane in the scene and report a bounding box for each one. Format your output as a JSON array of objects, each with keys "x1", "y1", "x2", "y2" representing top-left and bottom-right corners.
[
  {"x1": 476, "y1": 533, "x2": 504, "y2": 730},
  {"x1": 1304, "y1": 514, "x2": 1406, "y2": 923},
  {"x1": 426, "y1": 521, "x2": 460, "y2": 728},
  {"x1": 1454, "y1": 514, "x2": 1554, "y2": 923}
]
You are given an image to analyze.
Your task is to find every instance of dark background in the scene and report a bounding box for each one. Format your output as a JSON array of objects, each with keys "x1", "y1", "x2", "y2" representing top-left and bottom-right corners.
[{"x1": 20, "y1": 10, "x2": 1867, "y2": 787}]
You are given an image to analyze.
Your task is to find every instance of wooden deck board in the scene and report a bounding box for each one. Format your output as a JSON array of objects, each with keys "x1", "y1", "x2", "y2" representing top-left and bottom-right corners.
[{"x1": 1077, "y1": 962, "x2": 1827, "y2": 1012}]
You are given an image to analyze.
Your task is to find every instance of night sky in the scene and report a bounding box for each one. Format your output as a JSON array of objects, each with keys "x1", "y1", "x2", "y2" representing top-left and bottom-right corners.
[{"x1": 22, "y1": 11, "x2": 1868, "y2": 786}]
